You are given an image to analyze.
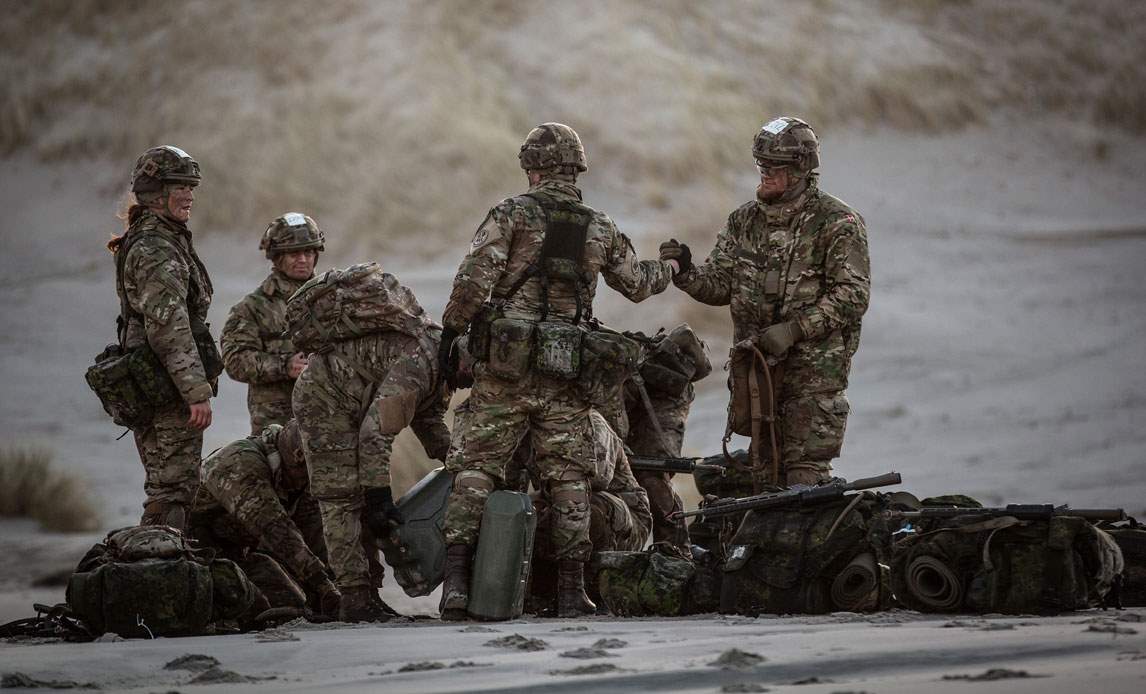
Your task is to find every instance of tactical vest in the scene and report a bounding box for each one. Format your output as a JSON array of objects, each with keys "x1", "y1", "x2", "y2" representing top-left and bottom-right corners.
[
  {"x1": 85, "y1": 219, "x2": 221, "y2": 428},
  {"x1": 66, "y1": 526, "x2": 257, "y2": 638},
  {"x1": 891, "y1": 514, "x2": 1123, "y2": 614}
]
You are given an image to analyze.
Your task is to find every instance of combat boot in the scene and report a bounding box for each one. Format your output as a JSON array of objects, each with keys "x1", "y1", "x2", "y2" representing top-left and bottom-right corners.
[
  {"x1": 557, "y1": 560, "x2": 597, "y2": 618},
  {"x1": 338, "y1": 586, "x2": 393, "y2": 623},
  {"x1": 439, "y1": 544, "x2": 472, "y2": 621},
  {"x1": 141, "y1": 500, "x2": 187, "y2": 531},
  {"x1": 310, "y1": 577, "x2": 342, "y2": 620}
]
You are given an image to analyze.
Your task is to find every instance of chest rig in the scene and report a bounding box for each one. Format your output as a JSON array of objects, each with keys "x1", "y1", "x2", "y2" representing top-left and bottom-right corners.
[{"x1": 497, "y1": 192, "x2": 593, "y2": 322}]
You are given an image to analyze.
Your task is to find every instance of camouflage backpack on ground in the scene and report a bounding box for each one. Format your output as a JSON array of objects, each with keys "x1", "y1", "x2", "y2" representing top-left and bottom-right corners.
[
  {"x1": 720, "y1": 493, "x2": 895, "y2": 615},
  {"x1": 65, "y1": 526, "x2": 258, "y2": 638},
  {"x1": 286, "y1": 262, "x2": 432, "y2": 353},
  {"x1": 891, "y1": 513, "x2": 1124, "y2": 614},
  {"x1": 593, "y1": 543, "x2": 722, "y2": 616}
]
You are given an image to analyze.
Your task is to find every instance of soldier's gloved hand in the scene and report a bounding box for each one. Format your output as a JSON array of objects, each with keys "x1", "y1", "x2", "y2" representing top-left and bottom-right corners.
[
  {"x1": 760, "y1": 321, "x2": 804, "y2": 357},
  {"x1": 364, "y1": 486, "x2": 403, "y2": 538},
  {"x1": 437, "y1": 327, "x2": 460, "y2": 390},
  {"x1": 659, "y1": 239, "x2": 692, "y2": 275}
]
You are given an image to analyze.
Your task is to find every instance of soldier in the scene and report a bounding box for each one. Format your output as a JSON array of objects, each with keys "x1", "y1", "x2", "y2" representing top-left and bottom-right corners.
[
  {"x1": 221, "y1": 213, "x2": 324, "y2": 434},
  {"x1": 437, "y1": 122, "x2": 675, "y2": 619},
  {"x1": 291, "y1": 272, "x2": 451, "y2": 622},
  {"x1": 662, "y1": 116, "x2": 870, "y2": 488},
  {"x1": 189, "y1": 420, "x2": 341, "y2": 618},
  {"x1": 108, "y1": 145, "x2": 221, "y2": 529},
  {"x1": 623, "y1": 324, "x2": 711, "y2": 550}
]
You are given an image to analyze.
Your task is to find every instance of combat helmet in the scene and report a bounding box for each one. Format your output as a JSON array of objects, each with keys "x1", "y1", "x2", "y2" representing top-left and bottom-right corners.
[
  {"x1": 752, "y1": 117, "x2": 820, "y2": 173},
  {"x1": 131, "y1": 145, "x2": 201, "y2": 203},
  {"x1": 519, "y1": 122, "x2": 588, "y2": 174},
  {"x1": 259, "y1": 212, "x2": 325, "y2": 259}
]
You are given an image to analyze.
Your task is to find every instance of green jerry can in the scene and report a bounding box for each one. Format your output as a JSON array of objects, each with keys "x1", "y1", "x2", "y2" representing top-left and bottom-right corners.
[
  {"x1": 377, "y1": 467, "x2": 453, "y2": 597},
  {"x1": 467, "y1": 491, "x2": 537, "y2": 621}
]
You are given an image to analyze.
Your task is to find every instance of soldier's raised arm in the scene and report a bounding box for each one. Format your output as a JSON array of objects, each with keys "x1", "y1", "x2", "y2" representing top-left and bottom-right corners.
[
  {"x1": 600, "y1": 219, "x2": 673, "y2": 303},
  {"x1": 668, "y1": 216, "x2": 738, "y2": 306},
  {"x1": 441, "y1": 207, "x2": 513, "y2": 334}
]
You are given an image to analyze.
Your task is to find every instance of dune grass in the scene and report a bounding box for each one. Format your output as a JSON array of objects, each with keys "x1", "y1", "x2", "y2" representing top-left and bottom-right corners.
[{"x1": 0, "y1": 445, "x2": 101, "y2": 532}]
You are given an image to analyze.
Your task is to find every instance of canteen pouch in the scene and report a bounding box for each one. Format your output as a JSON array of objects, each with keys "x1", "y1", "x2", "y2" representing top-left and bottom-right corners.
[
  {"x1": 486, "y1": 318, "x2": 535, "y2": 381},
  {"x1": 533, "y1": 321, "x2": 582, "y2": 380}
]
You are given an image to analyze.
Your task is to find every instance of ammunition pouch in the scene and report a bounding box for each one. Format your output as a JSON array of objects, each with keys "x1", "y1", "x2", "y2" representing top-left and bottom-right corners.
[
  {"x1": 486, "y1": 318, "x2": 535, "y2": 381},
  {"x1": 534, "y1": 320, "x2": 583, "y2": 380},
  {"x1": 467, "y1": 303, "x2": 498, "y2": 363},
  {"x1": 579, "y1": 328, "x2": 641, "y2": 406},
  {"x1": 85, "y1": 344, "x2": 180, "y2": 429}
]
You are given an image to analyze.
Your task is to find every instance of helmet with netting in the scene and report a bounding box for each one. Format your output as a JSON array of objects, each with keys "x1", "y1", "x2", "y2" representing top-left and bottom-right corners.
[
  {"x1": 131, "y1": 146, "x2": 201, "y2": 203},
  {"x1": 752, "y1": 117, "x2": 820, "y2": 173},
  {"x1": 259, "y1": 212, "x2": 325, "y2": 259},
  {"x1": 518, "y1": 122, "x2": 588, "y2": 174}
]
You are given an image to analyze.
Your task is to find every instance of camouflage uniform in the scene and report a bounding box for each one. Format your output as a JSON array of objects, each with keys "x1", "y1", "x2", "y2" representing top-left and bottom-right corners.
[
  {"x1": 189, "y1": 425, "x2": 333, "y2": 609},
  {"x1": 221, "y1": 271, "x2": 306, "y2": 434},
  {"x1": 440, "y1": 178, "x2": 672, "y2": 562},
  {"x1": 293, "y1": 326, "x2": 450, "y2": 592},
  {"x1": 624, "y1": 381, "x2": 695, "y2": 546},
  {"x1": 118, "y1": 207, "x2": 215, "y2": 518},
  {"x1": 674, "y1": 169, "x2": 869, "y2": 485}
]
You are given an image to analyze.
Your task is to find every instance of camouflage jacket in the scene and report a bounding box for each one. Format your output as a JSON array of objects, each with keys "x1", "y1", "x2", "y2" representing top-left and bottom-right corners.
[
  {"x1": 221, "y1": 270, "x2": 306, "y2": 432},
  {"x1": 442, "y1": 179, "x2": 673, "y2": 332},
  {"x1": 117, "y1": 208, "x2": 214, "y2": 404},
  {"x1": 591, "y1": 410, "x2": 653, "y2": 536},
  {"x1": 675, "y1": 178, "x2": 870, "y2": 393},
  {"x1": 191, "y1": 428, "x2": 327, "y2": 569}
]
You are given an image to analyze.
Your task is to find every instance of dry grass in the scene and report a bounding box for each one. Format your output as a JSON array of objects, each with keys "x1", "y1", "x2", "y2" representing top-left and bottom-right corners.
[{"x1": 0, "y1": 445, "x2": 101, "y2": 532}]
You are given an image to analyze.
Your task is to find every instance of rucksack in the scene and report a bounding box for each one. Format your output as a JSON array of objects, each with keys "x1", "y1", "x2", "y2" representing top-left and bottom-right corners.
[
  {"x1": 891, "y1": 514, "x2": 1124, "y2": 614},
  {"x1": 594, "y1": 543, "x2": 722, "y2": 617},
  {"x1": 719, "y1": 493, "x2": 894, "y2": 615},
  {"x1": 1098, "y1": 519, "x2": 1145, "y2": 606},
  {"x1": 65, "y1": 526, "x2": 258, "y2": 638},
  {"x1": 286, "y1": 263, "x2": 431, "y2": 353}
]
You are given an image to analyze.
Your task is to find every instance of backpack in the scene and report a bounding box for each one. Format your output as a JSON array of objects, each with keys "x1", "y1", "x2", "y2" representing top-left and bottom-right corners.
[
  {"x1": 1097, "y1": 519, "x2": 1145, "y2": 606},
  {"x1": 719, "y1": 493, "x2": 894, "y2": 615},
  {"x1": 65, "y1": 526, "x2": 257, "y2": 638},
  {"x1": 286, "y1": 263, "x2": 431, "y2": 353},
  {"x1": 594, "y1": 543, "x2": 722, "y2": 617},
  {"x1": 891, "y1": 514, "x2": 1124, "y2": 614}
]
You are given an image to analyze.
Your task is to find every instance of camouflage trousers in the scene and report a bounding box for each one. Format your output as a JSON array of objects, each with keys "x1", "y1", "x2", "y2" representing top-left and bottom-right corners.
[
  {"x1": 626, "y1": 385, "x2": 693, "y2": 548},
  {"x1": 293, "y1": 336, "x2": 431, "y2": 590},
  {"x1": 443, "y1": 367, "x2": 595, "y2": 562},
  {"x1": 246, "y1": 381, "x2": 294, "y2": 436},
  {"x1": 133, "y1": 402, "x2": 202, "y2": 513}
]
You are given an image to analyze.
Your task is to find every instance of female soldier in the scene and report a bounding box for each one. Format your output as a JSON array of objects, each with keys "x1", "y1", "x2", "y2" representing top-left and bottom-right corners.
[{"x1": 108, "y1": 145, "x2": 220, "y2": 529}]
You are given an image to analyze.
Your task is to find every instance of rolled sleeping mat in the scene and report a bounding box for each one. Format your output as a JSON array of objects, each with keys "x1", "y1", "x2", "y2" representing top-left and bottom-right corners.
[
  {"x1": 904, "y1": 555, "x2": 963, "y2": 611},
  {"x1": 830, "y1": 552, "x2": 879, "y2": 611}
]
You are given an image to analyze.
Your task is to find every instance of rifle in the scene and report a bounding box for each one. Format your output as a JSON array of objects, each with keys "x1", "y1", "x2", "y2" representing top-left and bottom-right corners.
[
  {"x1": 889, "y1": 504, "x2": 1126, "y2": 523},
  {"x1": 673, "y1": 472, "x2": 902, "y2": 520},
  {"x1": 629, "y1": 452, "x2": 731, "y2": 475}
]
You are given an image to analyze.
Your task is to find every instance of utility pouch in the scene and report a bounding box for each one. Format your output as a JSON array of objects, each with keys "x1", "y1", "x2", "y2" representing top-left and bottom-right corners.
[
  {"x1": 579, "y1": 328, "x2": 641, "y2": 404},
  {"x1": 727, "y1": 345, "x2": 781, "y2": 437},
  {"x1": 533, "y1": 321, "x2": 583, "y2": 380},
  {"x1": 486, "y1": 318, "x2": 535, "y2": 381},
  {"x1": 468, "y1": 303, "x2": 498, "y2": 363},
  {"x1": 85, "y1": 344, "x2": 179, "y2": 429}
]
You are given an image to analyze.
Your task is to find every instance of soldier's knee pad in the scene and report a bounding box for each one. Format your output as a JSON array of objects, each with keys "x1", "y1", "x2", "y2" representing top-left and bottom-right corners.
[
  {"x1": 547, "y1": 478, "x2": 590, "y2": 514},
  {"x1": 455, "y1": 470, "x2": 496, "y2": 495},
  {"x1": 375, "y1": 389, "x2": 419, "y2": 435}
]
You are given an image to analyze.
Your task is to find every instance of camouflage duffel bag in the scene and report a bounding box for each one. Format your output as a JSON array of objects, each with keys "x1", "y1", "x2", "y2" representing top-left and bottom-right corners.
[
  {"x1": 720, "y1": 494, "x2": 894, "y2": 615},
  {"x1": 594, "y1": 543, "x2": 721, "y2": 616},
  {"x1": 891, "y1": 514, "x2": 1123, "y2": 614},
  {"x1": 66, "y1": 526, "x2": 259, "y2": 638}
]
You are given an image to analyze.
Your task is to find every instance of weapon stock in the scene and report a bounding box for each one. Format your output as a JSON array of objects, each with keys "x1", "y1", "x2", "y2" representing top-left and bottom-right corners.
[{"x1": 674, "y1": 471, "x2": 902, "y2": 520}]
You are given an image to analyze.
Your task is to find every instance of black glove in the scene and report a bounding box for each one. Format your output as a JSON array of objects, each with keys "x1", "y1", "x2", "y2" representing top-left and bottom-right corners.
[
  {"x1": 659, "y1": 239, "x2": 692, "y2": 275},
  {"x1": 364, "y1": 486, "x2": 402, "y2": 538},
  {"x1": 437, "y1": 327, "x2": 459, "y2": 390},
  {"x1": 759, "y1": 321, "x2": 804, "y2": 357}
]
